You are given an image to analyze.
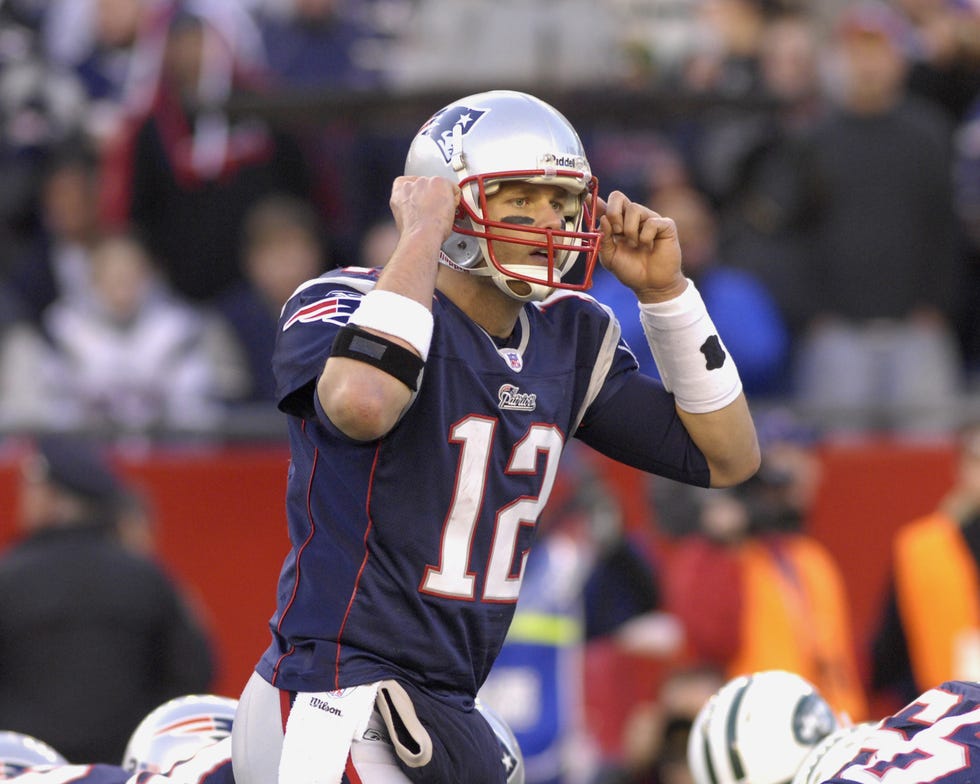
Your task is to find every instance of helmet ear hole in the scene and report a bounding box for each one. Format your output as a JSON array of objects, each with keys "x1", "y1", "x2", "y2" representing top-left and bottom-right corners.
[{"x1": 440, "y1": 233, "x2": 483, "y2": 269}]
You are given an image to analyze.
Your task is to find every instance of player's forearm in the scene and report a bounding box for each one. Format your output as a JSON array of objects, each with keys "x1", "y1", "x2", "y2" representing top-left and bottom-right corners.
[
  {"x1": 678, "y1": 395, "x2": 760, "y2": 487},
  {"x1": 318, "y1": 226, "x2": 443, "y2": 440}
]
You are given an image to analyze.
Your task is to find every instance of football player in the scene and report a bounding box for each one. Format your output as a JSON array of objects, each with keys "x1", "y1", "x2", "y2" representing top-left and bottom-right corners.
[
  {"x1": 6, "y1": 695, "x2": 237, "y2": 784},
  {"x1": 232, "y1": 88, "x2": 760, "y2": 784},
  {"x1": 797, "y1": 680, "x2": 980, "y2": 784}
]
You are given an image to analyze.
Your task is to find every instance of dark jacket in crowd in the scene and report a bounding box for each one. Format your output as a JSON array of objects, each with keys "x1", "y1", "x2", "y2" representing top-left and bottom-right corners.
[{"x1": 0, "y1": 522, "x2": 215, "y2": 763}]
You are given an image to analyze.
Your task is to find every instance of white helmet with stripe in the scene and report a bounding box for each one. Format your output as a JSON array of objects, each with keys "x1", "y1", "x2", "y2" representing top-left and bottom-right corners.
[
  {"x1": 0, "y1": 731, "x2": 66, "y2": 777},
  {"x1": 122, "y1": 694, "x2": 237, "y2": 775},
  {"x1": 688, "y1": 670, "x2": 840, "y2": 784}
]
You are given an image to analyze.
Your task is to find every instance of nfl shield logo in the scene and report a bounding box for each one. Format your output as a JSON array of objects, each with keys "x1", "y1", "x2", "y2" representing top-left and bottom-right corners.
[{"x1": 499, "y1": 348, "x2": 523, "y2": 372}]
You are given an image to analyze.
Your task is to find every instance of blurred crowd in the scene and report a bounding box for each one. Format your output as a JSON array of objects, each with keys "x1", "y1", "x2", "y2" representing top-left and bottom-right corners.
[{"x1": 0, "y1": 0, "x2": 977, "y2": 440}]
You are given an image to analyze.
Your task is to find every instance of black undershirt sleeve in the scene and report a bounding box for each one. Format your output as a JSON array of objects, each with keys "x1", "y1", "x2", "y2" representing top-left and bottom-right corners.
[{"x1": 575, "y1": 372, "x2": 711, "y2": 487}]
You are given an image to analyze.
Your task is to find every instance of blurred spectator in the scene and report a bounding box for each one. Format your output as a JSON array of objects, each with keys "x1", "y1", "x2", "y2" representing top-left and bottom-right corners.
[
  {"x1": 252, "y1": 0, "x2": 386, "y2": 91},
  {"x1": 0, "y1": 284, "x2": 35, "y2": 431},
  {"x1": 0, "y1": 35, "x2": 90, "y2": 274},
  {"x1": 0, "y1": 289, "x2": 46, "y2": 431},
  {"x1": 0, "y1": 434, "x2": 215, "y2": 763},
  {"x1": 99, "y1": 3, "x2": 313, "y2": 302},
  {"x1": 893, "y1": 0, "x2": 980, "y2": 122},
  {"x1": 4, "y1": 137, "x2": 103, "y2": 326},
  {"x1": 953, "y1": 91, "x2": 980, "y2": 383},
  {"x1": 614, "y1": 665, "x2": 726, "y2": 784},
  {"x1": 113, "y1": 486, "x2": 158, "y2": 557},
  {"x1": 31, "y1": 230, "x2": 247, "y2": 434},
  {"x1": 381, "y1": 0, "x2": 620, "y2": 90},
  {"x1": 214, "y1": 193, "x2": 328, "y2": 405},
  {"x1": 682, "y1": 0, "x2": 770, "y2": 97},
  {"x1": 792, "y1": 0, "x2": 964, "y2": 435},
  {"x1": 590, "y1": 183, "x2": 790, "y2": 397},
  {"x1": 710, "y1": 9, "x2": 827, "y2": 337},
  {"x1": 871, "y1": 420, "x2": 980, "y2": 708},
  {"x1": 358, "y1": 216, "x2": 399, "y2": 268},
  {"x1": 40, "y1": 0, "x2": 150, "y2": 147},
  {"x1": 660, "y1": 413, "x2": 867, "y2": 722},
  {"x1": 249, "y1": 0, "x2": 396, "y2": 273}
]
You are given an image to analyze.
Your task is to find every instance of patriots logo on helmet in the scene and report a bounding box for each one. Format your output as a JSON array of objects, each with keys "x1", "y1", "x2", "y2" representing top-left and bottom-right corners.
[
  {"x1": 418, "y1": 105, "x2": 488, "y2": 164},
  {"x1": 282, "y1": 290, "x2": 362, "y2": 331},
  {"x1": 1, "y1": 762, "x2": 34, "y2": 779},
  {"x1": 154, "y1": 715, "x2": 233, "y2": 741}
]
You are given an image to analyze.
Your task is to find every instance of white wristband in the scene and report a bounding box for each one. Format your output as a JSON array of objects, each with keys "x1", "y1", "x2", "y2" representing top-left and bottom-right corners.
[
  {"x1": 638, "y1": 279, "x2": 742, "y2": 414},
  {"x1": 348, "y1": 289, "x2": 434, "y2": 361}
]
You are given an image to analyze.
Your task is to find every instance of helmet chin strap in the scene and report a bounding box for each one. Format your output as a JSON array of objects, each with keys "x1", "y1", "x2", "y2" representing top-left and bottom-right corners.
[
  {"x1": 486, "y1": 265, "x2": 557, "y2": 302},
  {"x1": 435, "y1": 256, "x2": 554, "y2": 301}
]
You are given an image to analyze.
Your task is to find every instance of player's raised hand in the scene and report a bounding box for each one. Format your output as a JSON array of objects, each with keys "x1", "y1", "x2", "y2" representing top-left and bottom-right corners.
[
  {"x1": 596, "y1": 191, "x2": 687, "y2": 303},
  {"x1": 389, "y1": 175, "x2": 461, "y2": 245}
]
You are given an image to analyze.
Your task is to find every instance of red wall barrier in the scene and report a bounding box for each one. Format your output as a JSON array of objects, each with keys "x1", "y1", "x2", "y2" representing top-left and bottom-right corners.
[{"x1": 0, "y1": 438, "x2": 959, "y2": 713}]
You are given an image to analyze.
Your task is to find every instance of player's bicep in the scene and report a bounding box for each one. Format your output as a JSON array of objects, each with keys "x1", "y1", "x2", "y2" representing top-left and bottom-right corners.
[{"x1": 576, "y1": 372, "x2": 710, "y2": 486}]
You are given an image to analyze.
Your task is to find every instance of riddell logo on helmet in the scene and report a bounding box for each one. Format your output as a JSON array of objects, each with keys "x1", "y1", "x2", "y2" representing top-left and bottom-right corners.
[{"x1": 552, "y1": 155, "x2": 579, "y2": 168}]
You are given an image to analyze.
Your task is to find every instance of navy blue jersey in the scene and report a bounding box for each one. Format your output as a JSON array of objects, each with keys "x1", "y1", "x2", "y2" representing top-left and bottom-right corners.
[
  {"x1": 257, "y1": 267, "x2": 707, "y2": 705},
  {"x1": 825, "y1": 680, "x2": 980, "y2": 784}
]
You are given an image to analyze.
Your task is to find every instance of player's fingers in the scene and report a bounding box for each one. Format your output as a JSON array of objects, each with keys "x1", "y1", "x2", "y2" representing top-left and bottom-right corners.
[
  {"x1": 593, "y1": 196, "x2": 608, "y2": 225},
  {"x1": 602, "y1": 191, "x2": 628, "y2": 234},
  {"x1": 638, "y1": 213, "x2": 675, "y2": 248},
  {"x1": 598, "y1": 214, "x2": 615, "y2": 251}
]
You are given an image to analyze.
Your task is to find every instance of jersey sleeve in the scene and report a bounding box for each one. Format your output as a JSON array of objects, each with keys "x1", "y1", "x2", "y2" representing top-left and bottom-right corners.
[
  {"x1": 273, "y1": 269, "x2": 377, "y2": 419},
  {"x1": 576, "y1": 371, "x2": 710, "y2": 486},
  {"x1": 552, "y1": 292, "x2": 708, "y2": 486}
]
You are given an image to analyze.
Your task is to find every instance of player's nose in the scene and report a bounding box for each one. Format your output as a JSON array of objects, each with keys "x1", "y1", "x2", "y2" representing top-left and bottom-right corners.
[{"x1": 535, "y1": 203, "x2": 563, "y2": 231}]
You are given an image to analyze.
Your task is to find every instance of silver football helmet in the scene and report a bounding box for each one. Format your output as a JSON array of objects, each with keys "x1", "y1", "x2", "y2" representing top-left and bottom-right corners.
[
  {"x1": 0, "y1": 731, "x2": 66, "y2": 777},
  {"x1": 404, "y1": 90, "x2": 602, "y2": 302},
  {"x1": 121, "y1": 694, "x2": 237, "y2": 775},
  {"x1": 475, "y1": 699, "x2": 525, "y2": 784},
  {"x1": 688, "y1": 670, "x2": 840, "y2": 784}
]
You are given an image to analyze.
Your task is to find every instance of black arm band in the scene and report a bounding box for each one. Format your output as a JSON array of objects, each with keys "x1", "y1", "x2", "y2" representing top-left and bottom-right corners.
[{"x1": 330, "y1": 325, "x2": 425, "y2": 391}]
